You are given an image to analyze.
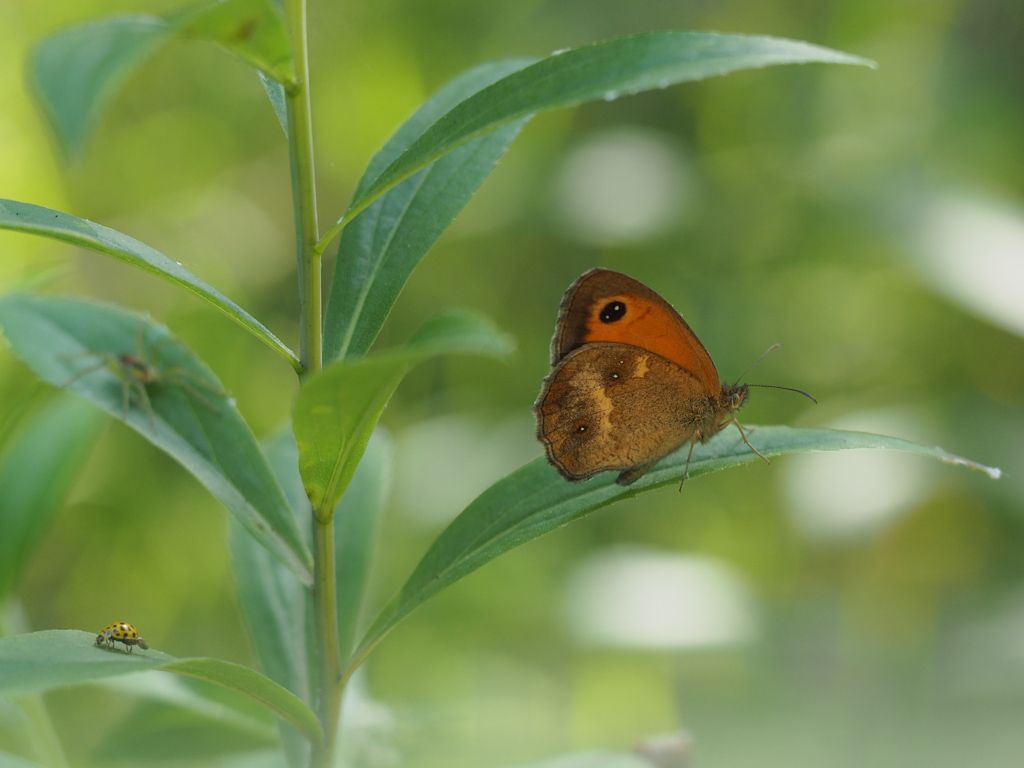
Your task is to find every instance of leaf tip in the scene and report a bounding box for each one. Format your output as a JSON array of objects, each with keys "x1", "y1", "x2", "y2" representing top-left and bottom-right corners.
[{"x1": 933, "y1": 445, "x2": 1001, "y2": 480}]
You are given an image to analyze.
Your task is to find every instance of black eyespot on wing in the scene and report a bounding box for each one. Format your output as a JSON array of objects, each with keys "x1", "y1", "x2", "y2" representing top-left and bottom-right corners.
[{"x1": 599, "y1": 301, "x2": 626, "y2": 323}]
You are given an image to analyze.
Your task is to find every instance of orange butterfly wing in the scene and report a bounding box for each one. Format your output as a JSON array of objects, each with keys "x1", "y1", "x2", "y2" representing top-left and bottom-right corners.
[{"x1": 550, "y1": 268, "x2": 721, "y2": 392}]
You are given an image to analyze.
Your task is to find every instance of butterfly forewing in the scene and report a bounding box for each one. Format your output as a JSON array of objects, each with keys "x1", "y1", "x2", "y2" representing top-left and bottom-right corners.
[{"x1": 551, "y1": 269, "x2": 721, "y2": 392}]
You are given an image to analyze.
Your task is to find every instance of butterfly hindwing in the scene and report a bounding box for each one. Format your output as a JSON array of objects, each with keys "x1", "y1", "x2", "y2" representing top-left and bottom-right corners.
[{"x1": 535, "y1": 343, "x2": 711, "y2": 481}]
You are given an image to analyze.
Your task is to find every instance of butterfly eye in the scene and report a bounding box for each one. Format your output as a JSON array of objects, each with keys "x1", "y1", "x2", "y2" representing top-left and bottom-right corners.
[
  {"x1": 576, "y1": 424, "x2": 588, "y2": 433},
  {"x1": 599, "y1": 301, "x2": 626, "y2": 323}
]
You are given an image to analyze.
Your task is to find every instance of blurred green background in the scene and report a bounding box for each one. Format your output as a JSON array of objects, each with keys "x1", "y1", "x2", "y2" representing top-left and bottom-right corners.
[{"x1": 1, "y1": 1, "x2": 1022, "y2": 766}]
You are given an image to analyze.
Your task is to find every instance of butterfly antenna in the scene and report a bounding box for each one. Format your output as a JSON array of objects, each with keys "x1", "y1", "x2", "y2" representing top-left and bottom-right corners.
[
  {"x1": 746, "y1": 383, "x2": 818, "y2": 404},
  {"x1": 733, "y1": 342, "x2": 781, "y2": 385}
]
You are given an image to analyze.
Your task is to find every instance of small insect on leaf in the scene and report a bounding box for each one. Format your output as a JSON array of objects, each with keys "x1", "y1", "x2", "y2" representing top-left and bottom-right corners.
[
  {"x1": 95, "y1": 621, "x2": 149, "y2": 654},
  {"x1": 63, "y1": 324, "x2": 226, "y2": 429}
]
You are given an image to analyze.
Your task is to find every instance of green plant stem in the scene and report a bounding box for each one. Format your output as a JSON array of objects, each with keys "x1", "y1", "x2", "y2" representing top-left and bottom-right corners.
[
  {"x1": 312, "y1": 516, "x2": 342, "y2": 766},
  {"x1": 285, "y1": 0, "x2": 321, "y2": 375},
  {"x1": 283, "y1": 1, "x2": 341, "y2": 765}
]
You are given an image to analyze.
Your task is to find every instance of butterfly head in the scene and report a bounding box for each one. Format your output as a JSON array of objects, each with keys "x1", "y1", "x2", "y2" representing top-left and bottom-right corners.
[{"x1": 721, "y1": 383, "x2": 749, "y2": 414}]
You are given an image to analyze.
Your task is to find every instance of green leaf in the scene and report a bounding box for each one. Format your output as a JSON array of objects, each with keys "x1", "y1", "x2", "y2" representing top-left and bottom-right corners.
[
  {"x1": 172, "y1": 0, "x2": 295, "y2": 84},
  {"x1": 0, "y1": 396, "x2": 103, "y2": 599},
  {"x1": 295, "y1": 310, "x2": 513, "y2": 519},
  {"x1": 0, "y1": 630, "x2": 321, "y2": 743},
  {"x1": 230, "y1": 431, "x2": 314, "y2": 698},
  {"x1": 232, "y1": 428, "x2": 392, "y2": 767},
  {"x1": 258, "y1": 70, "x2": 289, "y2": 135},
  {"x1": 231, "y1": 430, "x2": 314, "y2": 768},
  {"x1": 350, "y1": 426, "x2": 999, "y2": 670},
  {"x1": 28, "y1": 2, "x2": 293, "y2": 158},
  {"x1": 0, "y1": 199, "x2": 299, "y2": 371},
  {"x1": 324, "y1": 59, "x2": 531, "y2": 361},
  {"x1": 242, "y1": 430, "x2": 393, "y2": 656},
  {"x1": 91, "y1": 702, "x2": 276, "y2": 763},
  {"x1": 91, "y1": 675, "x2": 277, "y2": 763},
  {"x1": 0, "y1": 294, "x2": 312, "y2": 584},
  {"x1": 327, "y1": 31, "x2": 875, "y2": 235},
  {"x1": 334, "y1": 429, "x2": 393, "y2": 663},
  {"x1": 28, "y1": 15, "x2": 172, "y2": 158},
  {"x1": 229, "y1": 496, "x2": 312, "y2": 701}
]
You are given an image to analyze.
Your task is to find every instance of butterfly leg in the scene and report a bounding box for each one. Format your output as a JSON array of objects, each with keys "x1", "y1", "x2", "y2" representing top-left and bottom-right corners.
[
  {"x1": 732, "y1": 418, "x2": 769, "y2": 465},
  {"x1": 677, "y1": 440, "x2": 697, "y2": 492},
  {"x1": 616, "y1": 461, "x2": 657, "y2": 486}
]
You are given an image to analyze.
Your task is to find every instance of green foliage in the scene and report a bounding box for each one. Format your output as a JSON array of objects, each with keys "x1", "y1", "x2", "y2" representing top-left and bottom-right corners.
[
  {"x1": 332, "y1": 431, "x2": 393, "y2": 663},
  {"x1": 295, "y1": 309, "x2": 513, "y2": 518},
  {"x1": 28, "y1": 15, "x2": 171, "y2": 158},
  {"x1": 330, "y1": 32, "x2": 875, "y2": 233},
  {"x1": 171, "y1": 0, "x2": 295, "y2": 83},
  {"x1": 0, "y1": 397, "x2": 101, "y2": 600},
  {"x1": 0, "y1": 630, "x2": 320, "y2": 741},
  {"x1": 231, "y1": 428, "x2": 392, "y2": 764},
  {"x1": 324, "y1": 59, "x2": 531, "y2": 360},
  {"x1": 0, "y1": 199, "x2": 299, "y2": 369},
  {"x1": 0, "y1": 294, "x2": 311, "y2": 582},
  {"x1": 29, "y1": 0, "x2": 294, "y2": 157},
  {"x1": 517, "y1": 754, "x2": 652, "y2": 768},
  {"x1": 2, "y1": 2, "x2": 1001, "y2": 766},
  {"x1": 91, "y1": 675, "x2": 280, "y2": 763},
  {"x1": 351, "y1": 425, "x2": 999, "y2": 669},
  {"x1": 0, "y1": 752, "x2": 43, "y2": 768}
]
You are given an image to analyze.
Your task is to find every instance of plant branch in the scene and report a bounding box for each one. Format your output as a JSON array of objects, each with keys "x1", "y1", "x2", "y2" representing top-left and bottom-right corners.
[
  {"x1": 311, "y1": 514, "x2": 342, "y2": 766},
  {"x1": 285, "y1": 0, "x2": 321, "y2": 375},
  {"x1": 313, "y1": 217, "x2": 344, "y2": 259},
  {"x1": 283, "y1": 1, "x2": 341, "y2": 766}
]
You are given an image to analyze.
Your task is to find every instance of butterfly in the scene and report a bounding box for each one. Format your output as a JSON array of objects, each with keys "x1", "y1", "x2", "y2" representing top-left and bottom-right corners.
[{"x1": 534, "y1": 268, "x2": 812, "y2": 485}]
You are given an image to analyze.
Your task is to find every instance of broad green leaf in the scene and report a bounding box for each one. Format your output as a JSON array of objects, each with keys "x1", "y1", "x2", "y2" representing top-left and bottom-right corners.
[
  {"x1": 28, "y1": 2, "x2": 293, "y2": 157},
  {"x1": 295, "y1": 310, "x2": 513, "y2": 519},
  {"x1": 325, "y1": 31, "x2": 875, "y2": 236},
  {"x1": 29, "y1": 15, "x2": 172, "y2": 157},
  {"x1": 229, "y1": 496, "x2": 312, "y2": 700},
  {"x1": 232, "y1": 430, "x2": 314, "y2": 768},
  {"x1": 236, "y1": 428, "x2": 393, "y2": 673},
  {"x1": 91, "y1": 675, "x2": 277, "y2": 762},
  {"x1": 0, "y1": 397, "x2": 102, "y2": 600},
  {"x1": 350, "y1": 426, "x2": 999, "y2": 671},
  {"x1": 171, "y1": 0, "x2": 295, "y2": 84},
  {"x1": 0, "y1": 630, "x2": 321, "y2": 743},
  {"x1": 233, "y1": 428, "x2": 392, "y2": 766},
  {"x1": 324, "y1": 60, "x2": 531, "y2": 361},
  {"x1": 0, "y1": 199, "x2": 299, "y2": 371},
  {"x1": 91, "y1": 702, "x2": 277, "y2": 762},
  {"x1": 0, "y1": 294, "x2": 312, "y2": 584},
  {"x1": 334, "y1": 430, "x2": 393, "y2": 663}
]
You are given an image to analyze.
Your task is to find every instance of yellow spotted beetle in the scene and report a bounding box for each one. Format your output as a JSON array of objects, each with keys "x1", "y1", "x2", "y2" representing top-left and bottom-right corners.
[{"x1": 96, "y1": 621, "x2": 149, "y2": 653}]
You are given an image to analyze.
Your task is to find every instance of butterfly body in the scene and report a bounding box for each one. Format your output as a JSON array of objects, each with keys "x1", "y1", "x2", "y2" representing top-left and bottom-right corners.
[{"x1": 535, "y1": 269, "x2": 750, "y2": 485}]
